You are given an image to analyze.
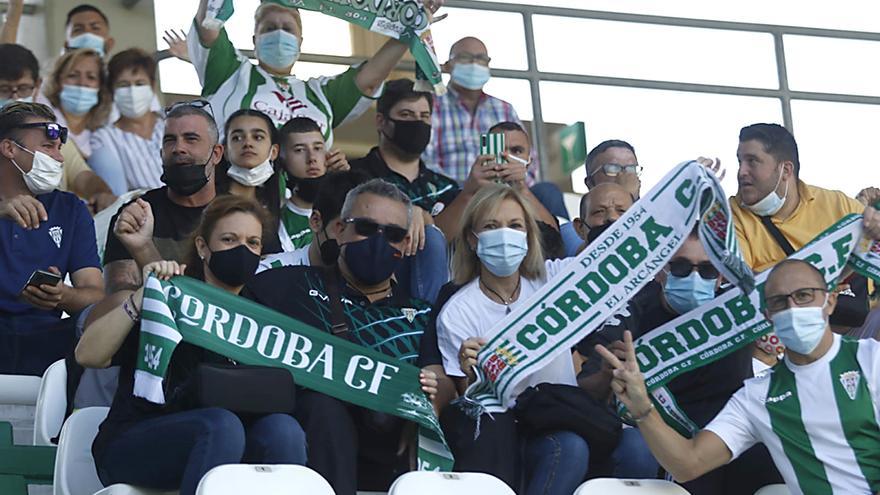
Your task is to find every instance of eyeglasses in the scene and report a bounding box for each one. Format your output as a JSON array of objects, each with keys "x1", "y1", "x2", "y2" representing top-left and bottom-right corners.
[
  {"x1": 344, "y1": 217, "x2": 408, "y2": 244},
  {"x1": 452, "y1": 53, "x2": 491, "y2": 65},
  {"x1": 164, "y1": 99, "x2": 213, "y2": 117},
  {"x1": 765, "y1": 287, "x2": 827, "y2": 313},
  {"x1": 0, "y1": 84, "x2": 35, "y2": 99},
  {"x1": 12, "y1": 122, "x2": 68, "y2": 144},
  {"x1": 667, "y1": 260, "x2": 719, "y2": 280},
  {"x1": 590, "y1": 163, "x2": 643, "y2": 178}
]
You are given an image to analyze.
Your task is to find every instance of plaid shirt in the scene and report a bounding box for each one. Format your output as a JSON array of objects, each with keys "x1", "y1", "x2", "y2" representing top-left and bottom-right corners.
[{"x1": 422, "y1": 85, "x2": 538, "y2": 185}]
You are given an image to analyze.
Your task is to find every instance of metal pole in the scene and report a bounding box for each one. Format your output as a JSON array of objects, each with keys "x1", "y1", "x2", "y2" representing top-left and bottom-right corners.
[
  {"x1": 521, "y1": 12, "x2": 549, "y2": 180},
  {"x1": 773, "y1": 32, "x2": 795, "y2": 133}
]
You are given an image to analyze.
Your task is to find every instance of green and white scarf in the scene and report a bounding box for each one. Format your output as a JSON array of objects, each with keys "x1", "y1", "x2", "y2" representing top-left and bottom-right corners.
[
  {"x1": 204, "y1": 0, "x2": 445, "y2": 92},
  {"x1": 637, "y1": 214, "x2": 880, "y2": 436},
  {"x1": 463, "y1": 161, "x2": 753, "y2": 413},
  {"x1": 133, "y1": 275, "x2": 453, "y2": 471}
]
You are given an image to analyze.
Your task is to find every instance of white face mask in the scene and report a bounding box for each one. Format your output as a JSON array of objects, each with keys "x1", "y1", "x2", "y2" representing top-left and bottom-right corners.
[
  {"x1": 770, "y1": 297, "x2": 828, "y2": 356},
  {"x1": 11, "y1": 142, "x2": 63, "y2": 195},
  {"x1": 114, "y1": 85, "x2": 154, "y2": 119},
  {"x1": 226, "y1": 158, "x2": 274, "y2": 187},
  {"x1": 744, "y1": 165, "x2": 789, "y2": 217}
]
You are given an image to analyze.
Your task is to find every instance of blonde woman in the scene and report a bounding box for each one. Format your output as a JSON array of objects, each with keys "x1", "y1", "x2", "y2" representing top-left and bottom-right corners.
[
  {"x1": 436, "y1": 184, "x2": 587, "y2": 495},
  {"x1": 40, "y1": 48, "x2": 111, "y2": 158}
]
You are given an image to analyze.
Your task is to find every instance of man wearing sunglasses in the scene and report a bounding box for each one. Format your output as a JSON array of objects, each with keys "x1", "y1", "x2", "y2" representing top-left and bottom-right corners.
[
  {"x1": 0, "y1": 43, "x2": 116, "y2": 213},
  {"x1": 578, "y1": 228, "x2": 782, "y2": 493},
  {"x1": 598, "y1": 259, "x2": 880, "y2": 495},
  {"x1": 244, "y1": 178, "x2": 454, "y2": 495},
  {"x1": 0, "y1": 102, "x2": 105, "y2": 375}
]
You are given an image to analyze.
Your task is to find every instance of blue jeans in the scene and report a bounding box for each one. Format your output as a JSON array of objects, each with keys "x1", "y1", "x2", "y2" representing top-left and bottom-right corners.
[
  {"x1": 0, "y1": 313, "x2": 77, "y2": 375},
  {"x1": 96, "y1": 408, "x2": 307, "y2": 495},
  {"x1": 395, "y1": 225, "x2": 448, "y2": 304},
  {"x1": 524, "y1": 431, "x2": 590, "y2": 495},
  {"x1": 609, "y1": 427, "x2": 659, "y2": 478}
]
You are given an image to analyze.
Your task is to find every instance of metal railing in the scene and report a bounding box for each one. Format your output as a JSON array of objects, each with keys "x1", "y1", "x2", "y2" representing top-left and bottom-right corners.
[{"x1": 158, "y1": 1, "x2": 880, "y2": 175}]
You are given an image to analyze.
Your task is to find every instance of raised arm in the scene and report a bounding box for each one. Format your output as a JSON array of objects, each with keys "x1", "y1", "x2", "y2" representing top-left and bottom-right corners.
[
  {"x1": 194, "y1": 0, "x2": 221, "y2": 47},
  {"x1": 0, "y1": 0, "x2": 24, "y2": 43},
  {"x1": 595, "y1": 331, "x2": 733, "y2": 482}
]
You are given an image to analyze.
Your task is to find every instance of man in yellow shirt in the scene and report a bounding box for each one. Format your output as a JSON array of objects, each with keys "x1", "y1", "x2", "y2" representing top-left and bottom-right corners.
[{"x1": 730, "y1": 122, "x2": 878, "y2": 330}]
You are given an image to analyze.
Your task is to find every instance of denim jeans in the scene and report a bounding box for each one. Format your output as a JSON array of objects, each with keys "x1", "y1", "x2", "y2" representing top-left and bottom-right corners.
[
  {"x1": 395, "y1": 225, "x2": 449, "y2": 304},
  {"x1": 609, "y1": 427, "x2": 660, "y2": 478},
  {"x1": 524, "y1": 431, "x2": 590, "y2": 495},
  {"x1": 96, "y1": 408, "x2": 307, "y2": 495},
  {"x1": 0, "y1": 313, "x2": 77, "y2": 376}
]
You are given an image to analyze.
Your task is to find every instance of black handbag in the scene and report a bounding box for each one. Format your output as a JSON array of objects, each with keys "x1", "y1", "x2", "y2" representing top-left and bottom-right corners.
[
  {"x1": 193, "y1": 363, "x2": 296, "y2": 415},
  {"x1": 513, "y1": 383, "x2": 622, "y2": 461},
  {"x1": 759, "y1": 216, "x2": 869, "y2": 328}
]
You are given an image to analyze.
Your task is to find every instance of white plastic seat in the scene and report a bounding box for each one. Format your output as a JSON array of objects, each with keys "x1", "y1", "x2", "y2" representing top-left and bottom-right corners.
[
  {"x1": 34, "y1": 359, "x2": 67, "y2": 446},
  {"x1": 574, "y1": 478, "x2": 692, "y2": 494},
  {"x1": 0, "y1": 373, "x2": 41, "y2": 405},
  {"x1": 388, "y1": 471, "x2": 515, "y2": 495},
  {"x1": 53, "y1": 406, "x2": 176, "y2": 495},
  {"x1": 753, "y1": 484, "x2": 790, "y2": 495},
  {"x1": 195, "y1": 464, "x2": 334, "y2": 495}
]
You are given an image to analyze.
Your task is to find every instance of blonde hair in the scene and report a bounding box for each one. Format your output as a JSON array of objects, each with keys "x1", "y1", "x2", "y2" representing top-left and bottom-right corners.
[
  {"x1": 451, "y1": 184, "x2": 545, "y2": 285},
  {"x1": 255, "y1": 3, "x2": 303, "y2": 32},
  {"x1": 44, "y1": 48, "x2": 111, "y2": 131}
]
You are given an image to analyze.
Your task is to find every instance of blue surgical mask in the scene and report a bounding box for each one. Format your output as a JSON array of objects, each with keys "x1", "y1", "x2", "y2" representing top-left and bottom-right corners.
[
  {"x1": 255, "y1": 29, "x2": 301, "y2": 70},
  {"x1": 771, "y1": 303, "x2": 827, "y2": 355},
  {"x1": 60, "y1": 85, "x2": 99, "y2": 115},
  {"x1": 451, "y1": 63, "x2": 491, "y2": 90},
  {"x1": 663, "y1": 271, "x2": 717, "y2": 314},
  {"x1": 67, "y1": 32, "x2": 106, "y2": 57},
  {"x1": 476, "y1": 228, "x2": 528, "y2": 277},
  {"x1": 0, "y1": 95, "x2": 32, "y2": 109}
]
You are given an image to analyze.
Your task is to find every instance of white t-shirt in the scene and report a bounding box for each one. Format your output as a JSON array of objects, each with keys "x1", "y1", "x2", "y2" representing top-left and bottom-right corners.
[
  {"x1": 706, "y1": 334, "x2": 880, "y2": 495},
  {"x1": 257, "y1": 244, "x2": 310, "y2": 274},
  {"x1": 437, "y1": 258, "x2": 577, "y2": 412}
]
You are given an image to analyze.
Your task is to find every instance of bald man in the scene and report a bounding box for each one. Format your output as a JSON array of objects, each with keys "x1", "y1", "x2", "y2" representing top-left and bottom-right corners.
[
  {"x1": 422, "y1": 36, "x2": 538, "y2": 184},
  {"x1": 572, "y1": 182, "x2": 634, "y2": 253},
  {"x1": 598, "y1": 259, "x2": 880, "y2": 494}
]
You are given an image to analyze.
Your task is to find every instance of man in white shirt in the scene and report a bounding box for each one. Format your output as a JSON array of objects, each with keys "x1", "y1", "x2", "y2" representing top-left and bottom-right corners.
[{"x1": 598, "y1": 258, "x2": 880, "y2": 494}]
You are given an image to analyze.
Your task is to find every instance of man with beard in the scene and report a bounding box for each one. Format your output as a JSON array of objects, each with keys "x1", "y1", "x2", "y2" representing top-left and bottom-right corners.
[
  {"x1": 243, "y1": 179, "x2": 453, "y2": 495},
  {"x1": 277, "y1": 117, "x2": 349, "y2": 252},
  {"x1": 103, "y1": 101, "x2": 223, "y2": 293}
]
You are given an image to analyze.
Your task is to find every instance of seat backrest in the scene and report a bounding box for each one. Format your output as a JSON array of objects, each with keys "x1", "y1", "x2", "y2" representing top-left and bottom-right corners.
[
  {"x1": 195, "y1": 464, "x2": 334, "y2": 495},
  {"x1": 0, "y1": 374, "x2": 41, "y2": 406},
  {"x1": 574, "y1": 478, "x2": 692, "y2": 494},
  {"x1": 753, "y1": 485, "x2": 790, "y2": 495},
  {"x1": 53, "y1": 406, "x2": 109, "y2": 495},
  {"x1": 388, "y1": 471, "x2": 516, "y2": 495},
  {"x1": 34, "y1": 359, "x2": 67, "y2": 446}
]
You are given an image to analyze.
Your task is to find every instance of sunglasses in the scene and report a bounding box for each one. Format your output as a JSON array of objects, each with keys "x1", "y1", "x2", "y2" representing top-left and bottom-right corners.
[
  {"x1": 13, "y1": 122, "x2": 68, "y2": 144},
  {"x1": 765, "y1": 287, "x2": 827, "y2": 313},
  {"x1": 164, "y1": 99, "x2": 213, "y2": 117},
  {"x1": 668, "y1": 260, "x2": 719, "y2": 280},
  {"x1": 590, "y1": 163, "x2": 642, "y2": 177},
  {"x1": 344, "y1": 217, "x2": 408, "y2": 244}
]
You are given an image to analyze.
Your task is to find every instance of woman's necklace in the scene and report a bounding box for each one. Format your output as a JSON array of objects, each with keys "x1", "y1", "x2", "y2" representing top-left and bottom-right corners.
[{"x1": 480, "y1": 277, "x2": 522, "y2": 314}]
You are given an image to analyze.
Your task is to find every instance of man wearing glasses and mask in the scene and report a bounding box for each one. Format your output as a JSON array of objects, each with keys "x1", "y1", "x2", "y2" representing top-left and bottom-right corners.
[
  {"x1": 577, "y1": 227, "x2": 783, "y2": 493},
  {"x1": 244, "y1": 178, "x2": 453, "y2": 495},
  {"x1": 103, "y1": 100, "x2": 223, "y2": 293},
  {"x1": 0, "y1": 102, "x2": 104, "y2": 375}
]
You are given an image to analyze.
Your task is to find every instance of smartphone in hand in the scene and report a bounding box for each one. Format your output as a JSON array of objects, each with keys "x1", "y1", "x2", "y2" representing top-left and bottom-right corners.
[
  {"x1": 480, "y1": 132, "x2": 506, "y2": 183},
  {"x1": 24, "y1": 269, "x2": 62, "y2": 289}
]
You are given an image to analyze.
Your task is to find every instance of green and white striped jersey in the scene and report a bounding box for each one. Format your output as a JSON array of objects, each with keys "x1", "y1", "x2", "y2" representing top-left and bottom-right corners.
[
  {"x1": 278, "y1": 200, "x2": 312, "y2": 252},
  {"x1": 187, "y1": 23, "x2": 377, "y2": 146},
  {"x1": 706, "y1": 334, "x2": 880, "y2": 495}
]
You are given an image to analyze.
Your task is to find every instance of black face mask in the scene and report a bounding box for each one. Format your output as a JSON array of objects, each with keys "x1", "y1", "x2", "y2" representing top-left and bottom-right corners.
[
  {"x1": 385, "y1": 118, "x2": 432, "y2": 156},
  {"x1": 586, "y1": 221, "x2": 614, "y2": 245},
  {"x1": 320, "y1": 237, "x2": 340, "y2": 265},
  {"x1": 162, "y1": 161, "x2": 210, "y2": 196},
  {"x1": 289, "y1": 175, "x2": 323, "y2": 204},
  {"x1": 342, "y1": 233, "x2": 402, "y2": 286},
  {"x1": 207, "y1": 244, "x2": 260, "y2": 287}
]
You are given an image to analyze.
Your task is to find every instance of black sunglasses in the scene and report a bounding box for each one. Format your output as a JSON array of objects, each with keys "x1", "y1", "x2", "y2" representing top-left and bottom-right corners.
[
  {"x1": 668, "y1": 260, "x2": 719, "y2": 280},
  {"x1": 344, "y1": 217, "x2": 408, "y2": 243},
  {"x1": 13, "y1": 122, "x2": 68, "y2": 144}
]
